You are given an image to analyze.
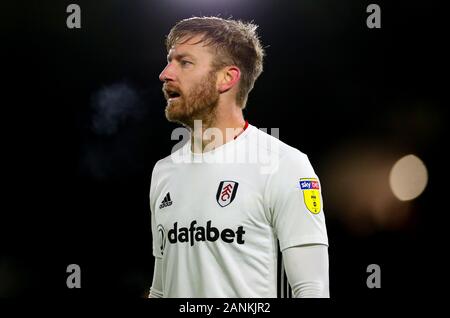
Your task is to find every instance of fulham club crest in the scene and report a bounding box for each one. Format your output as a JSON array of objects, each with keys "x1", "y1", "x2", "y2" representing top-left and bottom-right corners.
[{"x1": 216, "y1": 181, "x2": 239, "y2": 207}]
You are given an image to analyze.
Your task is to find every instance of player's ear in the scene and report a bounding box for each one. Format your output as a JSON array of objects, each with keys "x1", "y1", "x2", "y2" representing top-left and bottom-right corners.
[{"x1": 217, "y1": 66, "x2": 240, "y2": 94}]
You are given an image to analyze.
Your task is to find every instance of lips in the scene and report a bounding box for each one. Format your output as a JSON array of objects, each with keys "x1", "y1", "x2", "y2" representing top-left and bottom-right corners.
[{"x1": 164, "y1": 86, "x2": 182, "y2": 100}]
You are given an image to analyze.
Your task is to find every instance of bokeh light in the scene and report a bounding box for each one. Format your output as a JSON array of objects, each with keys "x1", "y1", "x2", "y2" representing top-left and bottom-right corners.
[{"x1": 389, "y1": 154, "x2": 428, "y2": 201}]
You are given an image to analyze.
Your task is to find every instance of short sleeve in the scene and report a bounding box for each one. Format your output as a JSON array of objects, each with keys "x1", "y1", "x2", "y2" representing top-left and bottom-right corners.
[
  {"x1": 265, "y1": 150, "x2": 329, "y2": 252},
  {"x1": 150, "y1": 162, "x2": 163, "y2": 259}
]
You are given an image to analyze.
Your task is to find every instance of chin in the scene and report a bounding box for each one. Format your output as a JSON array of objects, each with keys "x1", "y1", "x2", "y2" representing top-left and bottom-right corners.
[{"x1": 165, "y1": 103, "x2": 190, "y2": 126}]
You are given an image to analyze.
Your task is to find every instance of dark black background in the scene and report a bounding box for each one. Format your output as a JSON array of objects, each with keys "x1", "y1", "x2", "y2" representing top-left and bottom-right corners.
[{"x1": 2, "y1": 0, "x2": 446, "y2": 300}]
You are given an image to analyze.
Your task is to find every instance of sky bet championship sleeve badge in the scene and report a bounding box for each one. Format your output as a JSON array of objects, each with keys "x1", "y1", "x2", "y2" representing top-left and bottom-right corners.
[{"x1": 299, "y1": 178, "x2": 321, "y2": 214}]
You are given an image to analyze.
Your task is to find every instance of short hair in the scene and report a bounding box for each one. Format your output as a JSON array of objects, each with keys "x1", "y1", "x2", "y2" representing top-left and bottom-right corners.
[{"x1": 165, "y1": 16, "x2": 265, "y2": 108}]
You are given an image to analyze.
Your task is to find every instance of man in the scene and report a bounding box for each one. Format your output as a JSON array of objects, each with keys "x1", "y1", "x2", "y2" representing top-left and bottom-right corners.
[{"x1": 149, "y1": 17, "x2": 329, "y2": 298}]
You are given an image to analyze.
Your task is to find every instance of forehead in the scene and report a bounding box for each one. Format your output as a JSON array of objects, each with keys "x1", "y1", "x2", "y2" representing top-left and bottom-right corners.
[{"x1": 168, "y1": 34, "x2": 214, "y2": 59}]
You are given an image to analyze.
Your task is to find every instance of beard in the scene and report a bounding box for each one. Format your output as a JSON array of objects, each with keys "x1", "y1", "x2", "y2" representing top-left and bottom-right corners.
[{"x1": 163, "y1": 70, "x2": 220, "y2": 129}]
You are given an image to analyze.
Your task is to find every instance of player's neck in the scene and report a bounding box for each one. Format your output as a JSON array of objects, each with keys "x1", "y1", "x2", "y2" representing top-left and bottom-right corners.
[{"x1": 190, "y1": 104, "x2": 246, "y2": 154}]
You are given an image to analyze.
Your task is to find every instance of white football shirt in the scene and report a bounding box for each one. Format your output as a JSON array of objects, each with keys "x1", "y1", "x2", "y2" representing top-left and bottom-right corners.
[{"x1": 149, "y1": 123, "x2": 328, "y2": 297}]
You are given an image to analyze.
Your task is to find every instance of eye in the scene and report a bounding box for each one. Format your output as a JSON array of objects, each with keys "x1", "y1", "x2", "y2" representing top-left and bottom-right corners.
[{"x1": 180, "y1": 60, "x2": 192, "y2": 67}]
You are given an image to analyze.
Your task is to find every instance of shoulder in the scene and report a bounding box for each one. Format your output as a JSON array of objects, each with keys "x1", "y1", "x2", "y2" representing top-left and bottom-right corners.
[
  {"x1": 149, "y1": 147, "x2": 185, "y2": 200},
  {"x1": 249, "y1": 125, "x2": 311, "y2": 167},
  {"x1": 152, "y1": 154, "x2": 174, "y2": 175},
  {"x1": 151, "y1": 142, "x2": 188, "y2": 177}
]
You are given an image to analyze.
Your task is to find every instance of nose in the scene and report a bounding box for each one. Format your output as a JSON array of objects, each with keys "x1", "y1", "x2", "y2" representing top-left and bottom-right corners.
[{"x1": 159, "y1": 63, "x2": 175, "y2": 82}]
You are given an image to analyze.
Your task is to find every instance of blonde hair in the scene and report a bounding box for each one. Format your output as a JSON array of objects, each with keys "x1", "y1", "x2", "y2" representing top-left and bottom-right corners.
[{"x1": 166, "y1": 16, "x2": 265, "y2": 108}]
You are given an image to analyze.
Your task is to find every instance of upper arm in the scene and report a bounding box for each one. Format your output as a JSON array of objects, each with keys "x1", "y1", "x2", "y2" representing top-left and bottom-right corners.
[
  {"x1": 150, "y1": 161, "x2": 164, "y2": 259},
  {"x1": 266, "y1": 151, "x2": 328, "y2": 251},
  {"x1": 149, "y1": 162, "x2": 164, "y2": 297}
]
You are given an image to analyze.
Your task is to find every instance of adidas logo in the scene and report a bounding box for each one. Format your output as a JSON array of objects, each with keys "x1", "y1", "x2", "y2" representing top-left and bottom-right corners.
[{"x1": 159, "y1": 192, "x2": 173, "y2": 209}]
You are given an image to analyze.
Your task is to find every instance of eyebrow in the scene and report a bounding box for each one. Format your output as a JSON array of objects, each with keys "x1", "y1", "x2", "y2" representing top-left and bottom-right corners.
[{"x1": 167, "y1": 53, "x2": 196, "y2": 62}]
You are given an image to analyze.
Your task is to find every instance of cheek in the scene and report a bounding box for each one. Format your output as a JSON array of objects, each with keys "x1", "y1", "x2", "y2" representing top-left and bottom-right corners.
[
  {"x1": 182, "y1": 69, "x2": 216, "y2": 94},
  {"x1": 181, "y1": 81, "x2": 196, "y2": 95}
]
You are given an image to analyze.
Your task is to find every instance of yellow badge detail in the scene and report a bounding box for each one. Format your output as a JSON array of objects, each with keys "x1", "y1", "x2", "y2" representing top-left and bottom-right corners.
[{"x1": 299, "y1": 178, "x2": 321, "y2": 214}]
